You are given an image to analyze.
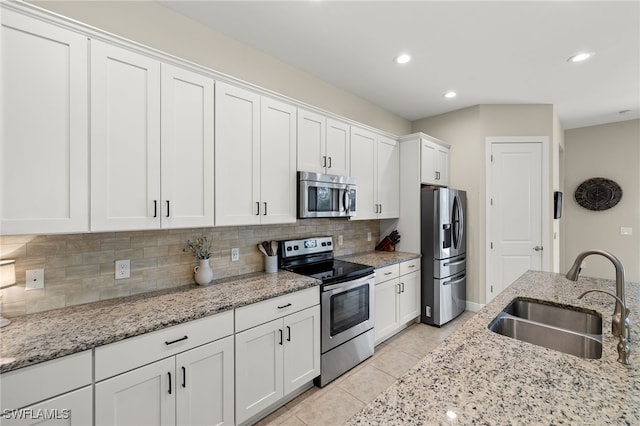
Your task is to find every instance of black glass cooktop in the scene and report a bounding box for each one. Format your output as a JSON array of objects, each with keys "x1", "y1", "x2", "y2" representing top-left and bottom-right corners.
[{"x1": 286, "y1": 259, "x2": 374, "y2": 286}]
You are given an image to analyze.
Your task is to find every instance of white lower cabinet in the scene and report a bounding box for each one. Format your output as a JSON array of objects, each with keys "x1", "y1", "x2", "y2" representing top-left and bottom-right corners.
[
  {"x1": 374, "y1": 259, "x2": 421, "y2": 345},
  {"x1": 94, "y1": 312, "x2": 235, "y2": 426},
  {"x1": 235, "y1": 288, "x2": 320, "y2": 425},
  {"x1": 0, "y1": 351, "x2": 92, "y2": 425}
]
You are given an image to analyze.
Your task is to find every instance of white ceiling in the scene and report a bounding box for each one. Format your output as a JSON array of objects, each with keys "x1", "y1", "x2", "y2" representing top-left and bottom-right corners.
[{"x1": 158, "y1": 1, "x2": 640, "y2": 129}]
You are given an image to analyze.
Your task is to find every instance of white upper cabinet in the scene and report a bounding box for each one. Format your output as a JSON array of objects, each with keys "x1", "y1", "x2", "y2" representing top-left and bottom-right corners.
[
  {"x1": 421, "y1": 135, "x2": 450, "y2": 186},
  {"x1": 91, "y1": 40, "x2": 215, "y2": 231},
  {"x1": 260, "y1": 98, "x2": 297, "y2": 225},
  {"x1": 1, "y1": 10, "x2": 89, "y2": 235},
  {"x1": 350, "y1": 127, "x2": 399, "y2": 220},
  {"x1": 297, "y1": 108, "x2": 350, "y2": 176},
  {"x1": 376, "y1": 135, "x2": 400, "y2": 218},
  {"x1": 91, "y1": 40, "x2": 162, "y2": 231},
  {"x1": 160, "y1": 63, "x2": 215, "y2": 229},
  {"x1": 215, "y1": 82, "x2": 296, "y2": 226}
]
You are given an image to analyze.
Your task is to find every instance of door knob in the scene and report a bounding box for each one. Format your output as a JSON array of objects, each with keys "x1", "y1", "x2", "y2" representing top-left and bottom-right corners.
[{"x1": 533, "y1": 246, "x2": 543, "y2": 251}]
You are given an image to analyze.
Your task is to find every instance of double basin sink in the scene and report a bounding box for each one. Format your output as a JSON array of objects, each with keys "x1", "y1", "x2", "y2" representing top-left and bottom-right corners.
[{"x1": 488, "y1": 297, "x2": 603, "y2": 359}]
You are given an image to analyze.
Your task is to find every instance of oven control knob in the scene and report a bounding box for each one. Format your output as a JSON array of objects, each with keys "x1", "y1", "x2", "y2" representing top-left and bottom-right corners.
[
  {"x1": 293, "y1": 245, "x2": 299, "y2": 250},
  {"x1": 327, "y1": 241, "x2": 332, "y2": 246},
  {"x1": 286, "y1": 246, "x2": 292, "y2": 251},
  {"x1": 321, "y1": 242, "x2": 326, "y2": 246}
]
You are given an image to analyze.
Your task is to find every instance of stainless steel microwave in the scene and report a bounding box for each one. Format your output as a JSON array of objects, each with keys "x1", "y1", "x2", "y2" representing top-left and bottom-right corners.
[{"x1": 298, "y1": 171, "x2": 357, "y2": 218}]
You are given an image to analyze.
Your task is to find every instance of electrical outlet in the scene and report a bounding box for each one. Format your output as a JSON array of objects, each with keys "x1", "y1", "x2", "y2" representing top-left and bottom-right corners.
[
  {"x1": 115, "y1": 259, "x2": 130, "y2": 279},
  {"x1": 25, "y1": 269, "x2": 44, "y2": 290},
  {"x1": 231, "y1": 248, "x2": 240, "y2": 262},
  {"x1": 338, "y1": 235, "x2": 344, "y2": 246},
  {"x1": 621, "y1": 227, "x2": 633, "y2": 236},
  {"x1": 367, "y1": 231, "x2": 372, "y2": 241}
]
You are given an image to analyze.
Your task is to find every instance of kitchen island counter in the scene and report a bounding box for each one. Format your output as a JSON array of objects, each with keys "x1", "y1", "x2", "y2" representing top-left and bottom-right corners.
[
  {"x1": 348, "y1": 270, "x2": 639, "y2": 425},
  {"x1": 0, "y1": 270, "x2": 320, "y2": 373}
]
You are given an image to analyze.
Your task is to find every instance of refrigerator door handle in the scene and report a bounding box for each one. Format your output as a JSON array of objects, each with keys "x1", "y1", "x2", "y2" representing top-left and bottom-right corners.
[
  {"x1": 452, "y1": 195, "x2": 463, "y2": 250},
  {"x1": 443, "y1": 273, "x2": 466, "y2": 286},
  {"x1": 443, "y1": 258, "x2": 466, "y2": 267}
]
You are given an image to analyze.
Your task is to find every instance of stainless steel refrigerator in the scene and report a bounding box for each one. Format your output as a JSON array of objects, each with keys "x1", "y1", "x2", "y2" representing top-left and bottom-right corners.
[{"x1": 420, "y1": 187, "x2": 466, "y2": 326}]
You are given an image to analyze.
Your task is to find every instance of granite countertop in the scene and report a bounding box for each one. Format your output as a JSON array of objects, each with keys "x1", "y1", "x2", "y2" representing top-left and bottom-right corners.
[
  {"x1": 348, "y1": 270, "x2": 639, "y2": 425},
  {"x1": 341, "y1": 251, "x2": 420, "y2": 269},
  {"x1": 0, "y1": 270, "x2": 320, "y2": 373}
]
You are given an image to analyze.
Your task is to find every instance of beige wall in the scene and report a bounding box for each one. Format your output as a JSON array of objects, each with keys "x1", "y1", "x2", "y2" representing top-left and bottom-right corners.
[
  {"x1": 30, "y1": 0, "x2": 411, "y2": 136},
  {"x1": 0, "y1": 219, "x2": 380, "y2": 318},
  {"x1": 412, "y1": 104, "x2": 558, "y2": 306},
  {"x1": 563, "y1": 119, "x2": 640, "y2": 282}
]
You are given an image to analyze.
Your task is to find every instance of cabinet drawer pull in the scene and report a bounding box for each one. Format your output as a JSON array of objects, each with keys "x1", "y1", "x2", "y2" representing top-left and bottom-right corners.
[
  {"x1": 165, "y1": 335, "x2": 188, "y2": 346},
  {"x1": 397, "y1": 283, "x2": 402, "y2": 294},
  {"x1": 256, "y1": 202, "x2": 260, "y2": 215},
  {"x1": 168, "y1": 372, "x2": 172, "y2": 394},
  {"x1": 286, "y1": 325, "x2": 291, "y2": 342},
  {"x1": 384, "y1": 272, "x2": 393, "y2": 276},
  {"x1": 277, "y1": 303, "x2": 292, "y2": 309},
  {"x1": 263, "y1": 202, "x2": 268, "y2": 216},
  {"x1": 408, "y1": 264, "x2": 416, "y2": 268},
  {"x1": 279, "y1": 329, "x2": 283, "y2": 345},
  {"x1": 182, "y1": 366, "x2": 186, "y2": 388},
  {"x1": 401, "y1": 282, "x2": 405, "y2": 293},
  {"x1": 328, "y1": 156, "x2": 332, "y2": 168},
  {"x1": 322, "y1": 156, "x2": 327, "y2": 167},
  {"x1": 166, "y1": 200, "x2": 170, "y2": 218},
  {"x1": 153, "y1": 200, "x2": 158, "y2": 218}
]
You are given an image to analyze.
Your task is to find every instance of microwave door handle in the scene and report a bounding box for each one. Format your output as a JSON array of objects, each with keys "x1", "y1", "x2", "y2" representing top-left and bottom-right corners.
[{"x1": 344, "y1": 187, "x2": 351, "y2": 214}]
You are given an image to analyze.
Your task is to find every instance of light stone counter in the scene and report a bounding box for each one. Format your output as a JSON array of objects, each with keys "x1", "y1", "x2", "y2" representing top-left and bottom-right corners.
[
  {"x1": 0, "y1": 271, "x2": 320, "y2": 373},
  {"x1": 348, "y1": 270, "x2": 639, "y2": 425},
  {"x1": 341, "y1": 251, "x2": 420, "y2": 269}
]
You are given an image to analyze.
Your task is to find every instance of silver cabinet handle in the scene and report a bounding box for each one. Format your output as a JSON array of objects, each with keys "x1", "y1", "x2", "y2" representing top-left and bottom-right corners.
[
  {"x1": 328, "y1": 156, "x2": 332, "y2": 168},
  {"x1": 256, "y1": 202, "x2": 260, "y2": 215},
  {"x1": 322, "y1": 156, "x2": 327, "y2": 167},
  {"x1": 263, "y1": 202, "x2": 268, "y2": 216}
]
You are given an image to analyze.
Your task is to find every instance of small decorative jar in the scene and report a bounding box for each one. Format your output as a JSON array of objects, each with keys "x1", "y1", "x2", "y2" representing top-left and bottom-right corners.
[{"x1": 194, "y1": 259, "x2": 213, "y2": 285}]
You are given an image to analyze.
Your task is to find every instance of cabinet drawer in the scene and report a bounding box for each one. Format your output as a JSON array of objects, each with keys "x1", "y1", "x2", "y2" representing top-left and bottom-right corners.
[
  {"x1": 235, "y1": 286, "x2": 319, "y2": 332},
  {"x1": 400, "y1": 258, "x2": 421, "y2": 275},
  {"x1": 1, "y1": 350, "x2": 91, "y2": 410},
  {"x1": 375, "y1": 264, "x2": 400, "y2": 284},
  {"x1": 95, "y1": 310, "x2": 233, "y2": 381}
]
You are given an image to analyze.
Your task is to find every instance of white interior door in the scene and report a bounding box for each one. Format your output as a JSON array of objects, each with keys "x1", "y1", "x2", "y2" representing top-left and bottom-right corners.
[{"x1": 488, "y1": 141, "x2": 543, "y2": 302}]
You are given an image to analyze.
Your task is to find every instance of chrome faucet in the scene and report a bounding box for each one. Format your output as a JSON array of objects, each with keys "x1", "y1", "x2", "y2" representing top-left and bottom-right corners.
[
  {"x1": 579, "y1": 289, "x2": 631, "y2": 364},
  {"x1": 567, "y1": 249, "x2": 631, "y2": 364}
]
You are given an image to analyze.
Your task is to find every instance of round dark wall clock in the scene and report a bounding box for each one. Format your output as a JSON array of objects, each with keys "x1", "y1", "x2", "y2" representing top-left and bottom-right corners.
[{"x1": 574, "y1": 177, "x2": 623, "y2": 211}]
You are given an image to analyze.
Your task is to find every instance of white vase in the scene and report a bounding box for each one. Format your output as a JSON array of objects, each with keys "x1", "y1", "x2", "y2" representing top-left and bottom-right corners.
[{"x1": 193, "y1": 259, "x2": 213, "y2": 285}]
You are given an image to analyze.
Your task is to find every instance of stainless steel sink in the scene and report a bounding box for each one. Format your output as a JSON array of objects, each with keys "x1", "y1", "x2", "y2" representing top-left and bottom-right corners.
[
  {"x1": 488, "y1": 298, "x2": 603, "y2": 359},
  {"x1": 504, "y1": 298, "x2": 602, "y2": 334}
]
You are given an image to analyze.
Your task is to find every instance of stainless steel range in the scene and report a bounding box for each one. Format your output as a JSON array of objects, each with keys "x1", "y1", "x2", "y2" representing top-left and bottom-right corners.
[{"x1": 279, "y1": 236, "x2": 375, "y2": 387}]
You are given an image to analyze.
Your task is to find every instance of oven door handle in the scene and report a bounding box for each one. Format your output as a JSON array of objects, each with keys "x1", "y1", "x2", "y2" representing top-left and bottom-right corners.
[{"x1": 322, "y1": 273, "x2": 375, "y2": 293}]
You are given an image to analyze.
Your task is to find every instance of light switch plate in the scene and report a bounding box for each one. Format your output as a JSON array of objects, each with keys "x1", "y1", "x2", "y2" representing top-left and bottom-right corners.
[
  {"x1": 26, "y1": 269, "x2": 44, "y2": 290},
  {"x1": 620, "y1": 227, "x2": 633, "y2": 236}
]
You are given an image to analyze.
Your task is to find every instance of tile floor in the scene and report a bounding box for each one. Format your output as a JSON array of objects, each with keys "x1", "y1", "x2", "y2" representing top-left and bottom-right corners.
[{"x1": 254, "y1": 311, "x2": 476, "y2": 426}]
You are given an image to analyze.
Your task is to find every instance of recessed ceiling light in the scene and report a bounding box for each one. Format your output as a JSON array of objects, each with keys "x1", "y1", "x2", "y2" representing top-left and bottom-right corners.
[
  {"x1": 394, "y1": 53, "x2": 411, "y2": 64},
  {"x1": 568, "y1": 52, "x2": 595, "y2": 63},
  {"x1": 443, "y1": 91, "x2": 457, "y2": 99}
]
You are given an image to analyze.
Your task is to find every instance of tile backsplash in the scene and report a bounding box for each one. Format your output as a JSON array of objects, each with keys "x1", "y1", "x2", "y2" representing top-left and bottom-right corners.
[{"x1": 0, "y1": 219, "x2": 380, "y2": 318}]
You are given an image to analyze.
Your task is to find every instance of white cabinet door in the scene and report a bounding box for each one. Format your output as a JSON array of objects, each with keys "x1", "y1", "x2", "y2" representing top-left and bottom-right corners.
[
  {"x1": 1, "y1": 11, "x2": 88, "y2": 235},
  {"x1": 398, "y1": 271, "x2": 420, "y2": 324},
  {"x1": 235, "y1": 318, "x2": 284, "y2": 424},
  {"x1": 0, "y1": 386, "x2": 92, "y2": 426},
  {"x1": 95, "y1": 357, "x2": 175, "y2": 426},
  {"x1": 283, "y1": 305, "x2": 321, "y2": 395},
  {"x1": 176, "y1": 336, "x2": 235, "y2": 426},
  {"x1": 91, "y1": 40, "x2": 161, "y2": 231},
  {"x1": 325, "y1": 118, "x2": 350, "y2": 176},
  {"x1": 260, "y1": 97, "x2": 297, "y2": 225},
  {"x1": 374, "y1": 278, "x2": 400, "y2": 344},
  {"x1": 435, "y1": 145, "x2": 449, "y2": 186},
  {"x1": 160, "y1": 64, "x2": 215, "y2": 229},
  {"x1": 215, "y1": 82, "x2": 261, "y2": 226},
  {"x1": 421, "y1": 137, "x2": 449, "y2": 186},
  {"x1": 376, "y1": 136, "x2": 400, "y2": 219},
  {"x1": 297, "y1": 109, "x2": 326, "y2": 174},
  {"x1": 350, "y1": 126, "x2": 377, "y2": 219}
]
